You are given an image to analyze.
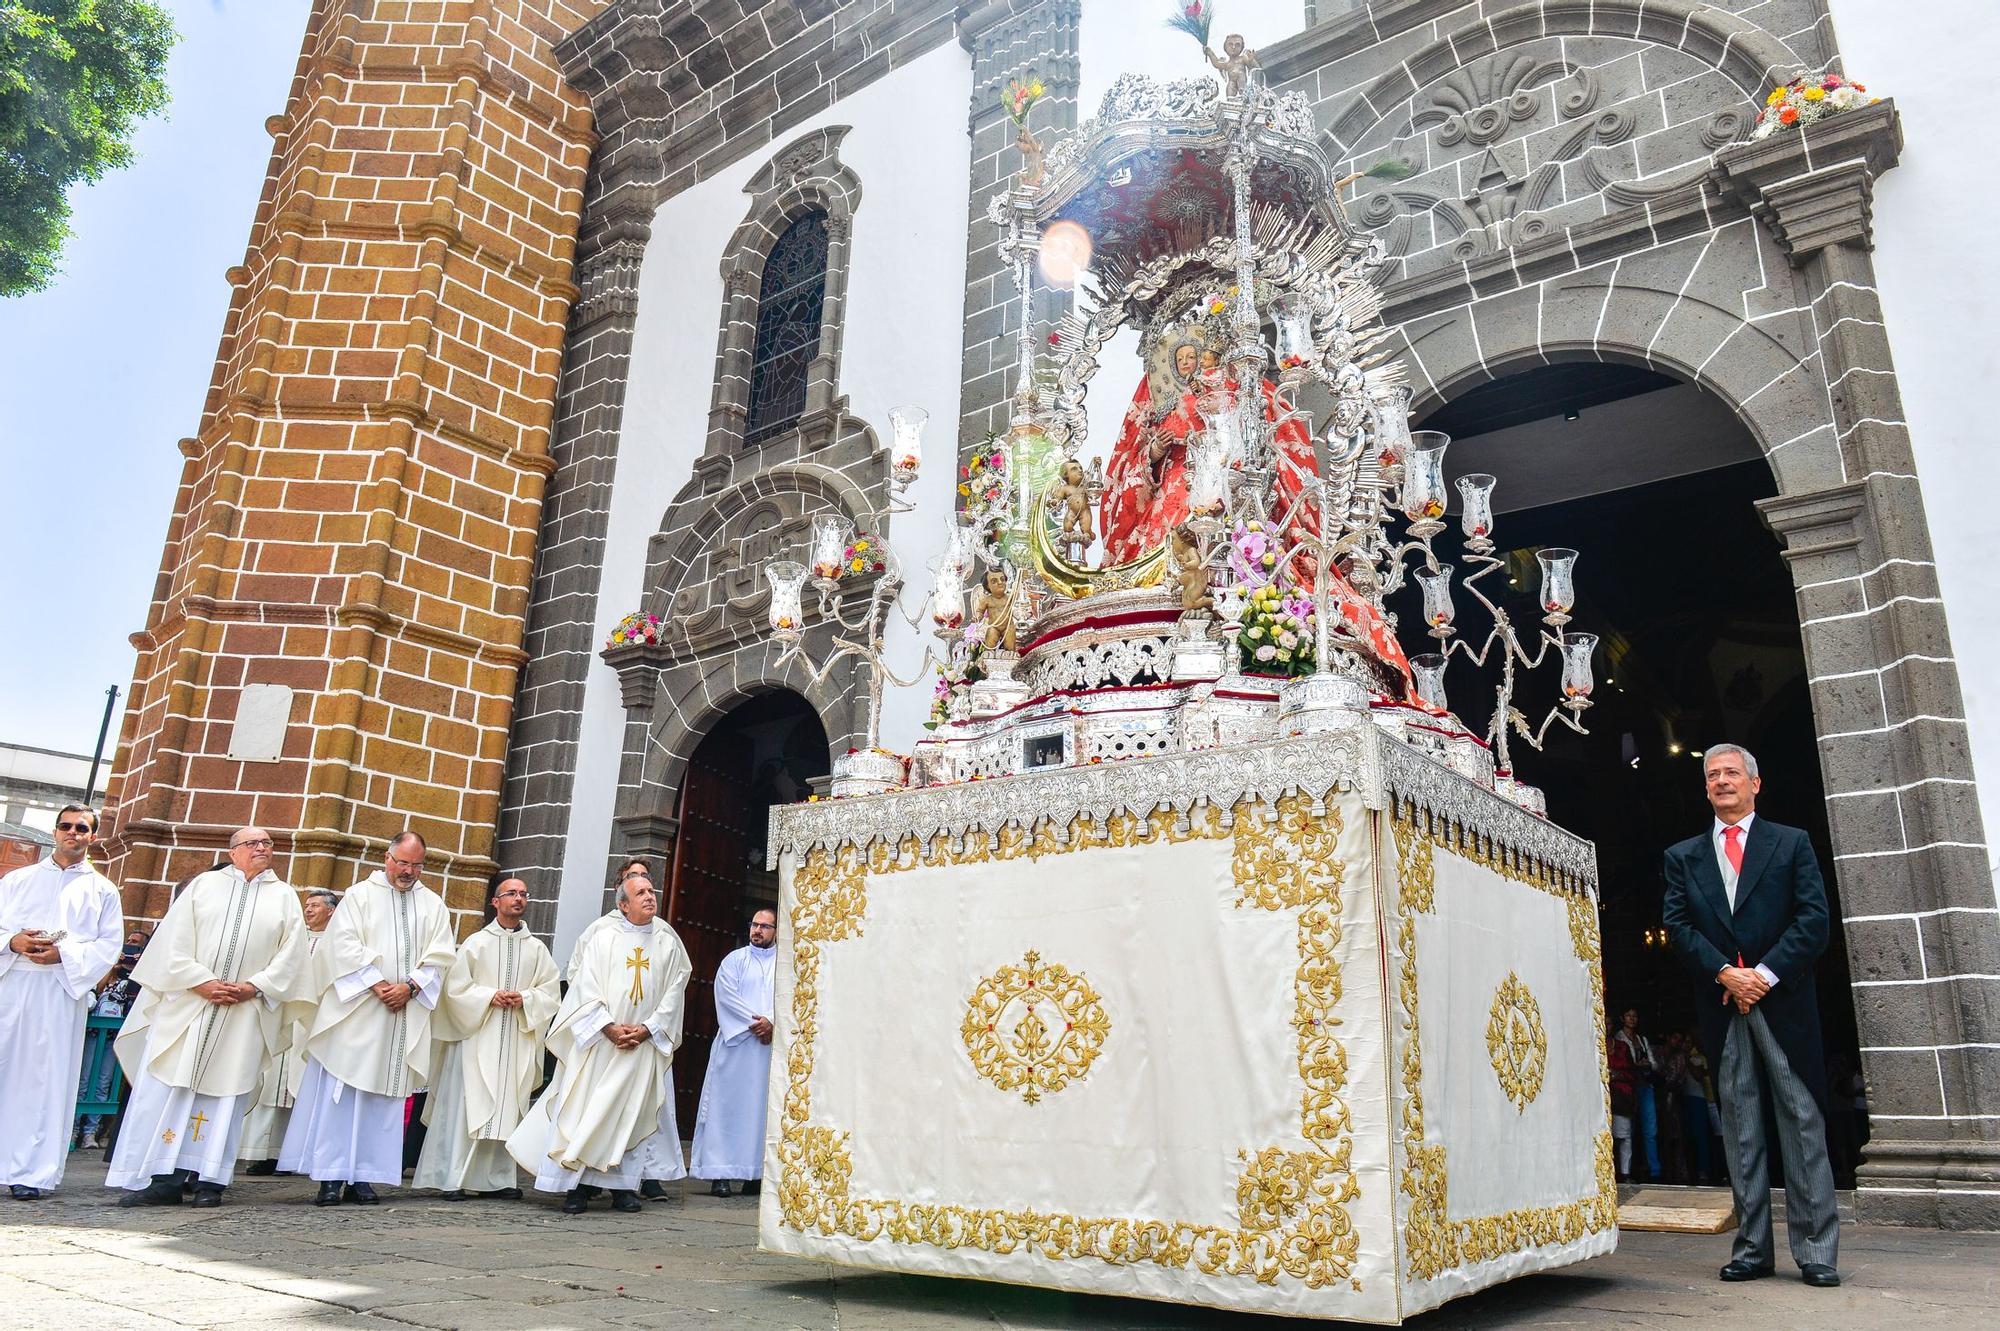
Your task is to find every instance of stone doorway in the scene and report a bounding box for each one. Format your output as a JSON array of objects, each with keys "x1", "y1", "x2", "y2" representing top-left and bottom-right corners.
[
  {"x1": 1414, "y1": 363, "x2": 1869, "y2": 1185},
  {"x1": 664, "y1": 690, "x2": 829, "y2": 1129}
]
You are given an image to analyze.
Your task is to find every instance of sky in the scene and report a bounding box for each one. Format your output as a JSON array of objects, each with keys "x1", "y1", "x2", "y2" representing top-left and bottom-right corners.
[{"x1": 0, "y1": 0, "x2": 313, "y2": 758}]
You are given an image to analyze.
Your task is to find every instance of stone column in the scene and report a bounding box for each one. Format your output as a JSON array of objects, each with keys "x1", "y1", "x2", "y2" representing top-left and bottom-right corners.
[
  {"x1": 955, "y1": 0, "x2": 1082, "y2": 448},
  {"x1": 1719, "y1": 102, "x2": 2000, "y2": 1230}
]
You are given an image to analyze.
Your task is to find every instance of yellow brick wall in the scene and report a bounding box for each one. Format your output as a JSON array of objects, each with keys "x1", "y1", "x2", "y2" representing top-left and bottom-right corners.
[{"x1": 103, "y1": 0, "x2": 610, "y2": 937}]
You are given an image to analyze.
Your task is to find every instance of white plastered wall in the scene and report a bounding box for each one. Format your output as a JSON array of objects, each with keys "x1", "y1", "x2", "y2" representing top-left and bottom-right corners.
[
  {"x1": 1827, "y1": 0, "x2": 2000, "y2": 894},
  {"x1": 552, "y1": 43, "x2": 974, "y2": 955}
]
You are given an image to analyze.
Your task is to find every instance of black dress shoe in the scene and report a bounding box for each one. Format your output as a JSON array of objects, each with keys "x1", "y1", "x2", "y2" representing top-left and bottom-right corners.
[
  {"x1": 639, "y1": 1179, "x2": 668, "y2": 1200},
  {"x1": 740, "y1": 1179, "x2": 761, "y2": 1197},
  {"x1": 708, "y1": 1180, "x2": 732, "y2": 1198},
  {"x1": 610, "y1": 1189, "x2": 643, "y2": 1213},
  {"x1": 244, "y1": 1159, "x2": 278, "y2": 1176},
  {"x1": 1801, "y1": 1263, "x2": 1841, "y2": 1287},
  {"x1": 343, "y1": 1182, "x2": 379, "y2": 1205},
  {"x1": 9, "y1": 1185, "x2": 46, "y2": 1201},
  {"x1": 189, "y1": 1185, "x2": 224, "y2": 1208},
  {"x1": 1720, "y1": 1259, "x2": 1775, "y2": 1282},
  {"x1": 315, "y1": 1181, "x2": 343, "y2": 1207},
  {"x1": 562, "y1": 1187, "x2": 589, "y2": 1214},
  {"x1": 437, "y1": 1190, "x2": 466, "y2": 1201},
  {"x1": 475, "y1": 1187, "x2": 522, "y2": 1200},
  {"x1": 577, "y1": 1183, "x2": 602, "y2": 1200},
  {"x1": 119, "y1": 1179, "x2": 182, "y2": 1208}
]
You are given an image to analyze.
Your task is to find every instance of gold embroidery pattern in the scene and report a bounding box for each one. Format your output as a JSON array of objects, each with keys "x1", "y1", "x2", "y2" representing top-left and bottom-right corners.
[
  {"x1": 779, "y1": 793, "x2": 1362, "y2": 1291},
  {"x1": 1391, "y1": 813, "x2": 1616, "y2": 1283},
  {"x1": 962, "y1": 950, "x2": 1110, "y2": 1105},
  {"x1": 1485, "y1": 973, "x2": 1548, "y2": 1112}
]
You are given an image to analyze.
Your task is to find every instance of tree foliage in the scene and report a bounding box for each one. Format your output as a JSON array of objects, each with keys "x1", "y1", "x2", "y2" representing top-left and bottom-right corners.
[{"x1": 1, "y1": 1, "x2": 174, "y2": 297}]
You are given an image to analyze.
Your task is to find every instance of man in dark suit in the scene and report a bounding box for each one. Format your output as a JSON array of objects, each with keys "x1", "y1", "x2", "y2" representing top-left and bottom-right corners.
[{"x1": 1662, "y1": 743, "x2": 1840, "y2": 1287}]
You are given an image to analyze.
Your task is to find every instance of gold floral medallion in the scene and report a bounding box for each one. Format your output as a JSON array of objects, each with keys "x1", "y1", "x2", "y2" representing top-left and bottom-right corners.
[
  {"x1": 961, "y1": 950, "x2": 1110, "y2": 1104},
  {"x1": 1485, "y1": 971, "x2": 1548, "y2": 1112}
]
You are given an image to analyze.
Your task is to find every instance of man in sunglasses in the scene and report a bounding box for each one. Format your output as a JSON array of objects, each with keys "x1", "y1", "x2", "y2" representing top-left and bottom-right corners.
[
  {"x1": 280, "y1": 831, "x2": 456, "y2": 1205},
  {"x1": 0, "y1": 805, "x2": 124, "y2": 1199},
  {"x1": 107, "y1": 827, "x2": 311, "y2": 1207}
]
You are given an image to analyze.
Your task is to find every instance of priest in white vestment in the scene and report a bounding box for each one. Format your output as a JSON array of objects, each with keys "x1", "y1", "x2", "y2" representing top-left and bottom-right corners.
[
  {"x1": 566, "y1": 857, "x2": 690, "y2": 1201},
  {"x1": 280, "y1": 831, "x2": 456, "y2": 1205},
  {"x1": 507, "y1": 874, "x2": 690, "y2": 1213},
  {"x1": 414, "y1": 877, "x2": 559, "y2": 1199},
  {"x1": 689, "y1": 907, "x2": 778, "y2": 1197},
  {"x1": 240, "y1": 888, "x2": 337, "y2": 1172},
  {"x1": 108, "y1": 827, "x2": 311, "y2": 1206},
  {"x1": 0, "y1": 807, "x2": 123, "y2": 1200}
]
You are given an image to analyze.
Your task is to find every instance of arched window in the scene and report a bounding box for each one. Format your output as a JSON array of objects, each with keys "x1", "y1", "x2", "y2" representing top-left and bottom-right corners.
[{"x1": 744, "y1": 210, "x2": 829, "y2": 444}]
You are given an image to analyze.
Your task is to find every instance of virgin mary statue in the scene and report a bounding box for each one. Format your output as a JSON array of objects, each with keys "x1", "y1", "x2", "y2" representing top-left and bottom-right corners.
[{"x1": 1097, "y1": 326, "x2": 1412, "y2": 685}]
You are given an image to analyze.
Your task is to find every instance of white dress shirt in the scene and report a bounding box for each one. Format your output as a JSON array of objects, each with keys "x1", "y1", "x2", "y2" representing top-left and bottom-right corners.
[{"x1": 1713, "y1": 813, "x2": 1779, "y2": 987}]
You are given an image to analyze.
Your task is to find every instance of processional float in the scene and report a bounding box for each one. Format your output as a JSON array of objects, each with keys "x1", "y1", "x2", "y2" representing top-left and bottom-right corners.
[{"x1": 752, "y1": 47, "x2": 1615, "y2": 1323}]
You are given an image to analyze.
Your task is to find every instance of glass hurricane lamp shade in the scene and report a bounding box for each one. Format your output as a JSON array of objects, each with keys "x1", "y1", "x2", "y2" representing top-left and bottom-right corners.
[
  {"x1": 1415, "y1": 563, "x2": 1455, "y2": 632},
  {"x1": 1410, "y1": 652, "x2": 1448, "y2": 711},
  {"x1": 1536, "y1": 546, "x2": 1579, "y2": 619},
  {"x1": 1561, "y1": 632, "x2": 1598, "y2": 701},
  {"x1": 1272, "y1": 295, "x2": 1315, "y2": 377},
  {"x1": 809, "y1": 512, "x2": 852, "y2": 582},
  {"x1": 1455, "y1": 473, "x2": 1496, "y2": 542},
  {"x1": 1199, "y1": 386, "x2": 1245, "y2": 465},
  {"x1": 1186, "y1": 434, "x2": 1229, "y2": 520},
  {"x1": 931, "y1": 563, "x2": 965, "y2": 630},
  {"x1": 766, "y1": 560, "x2": 808, "y2": 638},
  {"x1": 1400, "y1": 431, "x2": 1450, "y2": 524},
  {"x1": 888, "y1": 405, "x2": 928, "y2": 483},
  {"x1": 1374, "y1": 386, "x2": 1413, "y2": 465}
]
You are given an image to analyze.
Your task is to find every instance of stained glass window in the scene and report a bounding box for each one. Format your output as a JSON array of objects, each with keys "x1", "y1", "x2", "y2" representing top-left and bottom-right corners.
[{"x1": 745, "y1": 210, "x2": 829, "y2": 444}]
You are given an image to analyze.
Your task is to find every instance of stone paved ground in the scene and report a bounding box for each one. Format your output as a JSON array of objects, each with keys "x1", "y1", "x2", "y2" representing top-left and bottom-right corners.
[{"x1": 4, "y1": 1159, "x2": 1997, "y2": 1329}]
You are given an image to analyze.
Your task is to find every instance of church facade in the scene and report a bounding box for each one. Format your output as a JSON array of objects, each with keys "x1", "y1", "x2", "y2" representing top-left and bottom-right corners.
[{"x1": 100, "y1": 1, "x2": 1999, "y2": 1228}]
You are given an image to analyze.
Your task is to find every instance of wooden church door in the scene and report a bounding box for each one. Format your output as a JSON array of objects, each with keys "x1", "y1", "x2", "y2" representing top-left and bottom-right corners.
[{"x1": 665, "y1": 739, "x2": 758, "y2": 1130}]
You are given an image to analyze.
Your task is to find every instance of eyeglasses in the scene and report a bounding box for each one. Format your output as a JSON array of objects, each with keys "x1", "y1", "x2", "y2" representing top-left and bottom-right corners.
[
  {"x1": 231, "y1": 838, "x2": 275, "y2": 850},
  {"x1": 389, "y1": 855, "x2": 425, "y2": 871},
  {"x1": 55, "y1": 821, "x2": 94, "y2": 834}
]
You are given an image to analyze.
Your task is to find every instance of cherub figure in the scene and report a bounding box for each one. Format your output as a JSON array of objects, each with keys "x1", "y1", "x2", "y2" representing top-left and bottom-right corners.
[
  {"x1": 971, "y1": 567, "x2": 1018, "y2": 653},
  {"x1": 1205, "y1": 33, "x2": 1260, "y2": 99},
  {"x1": 1169, "y1": 524, "x2": 1213, "y2": 615},
  {"x1": 1046, "y1": 458, "x2": 1094, "y2": 558},
  {"x1": 1016, "y1": 122, "x2": 1045, "y2": 189}
]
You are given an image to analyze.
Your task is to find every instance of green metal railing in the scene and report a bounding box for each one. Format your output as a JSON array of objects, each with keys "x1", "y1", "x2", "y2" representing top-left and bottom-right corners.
[{"x1": 74, "y1": 1012, "x2": 125, "y2": 1121}]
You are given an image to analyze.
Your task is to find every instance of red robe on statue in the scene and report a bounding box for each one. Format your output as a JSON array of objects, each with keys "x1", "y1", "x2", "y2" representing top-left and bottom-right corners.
[{"x1": 1099, "y1": 375, "x2": 1412, "y2": 688}]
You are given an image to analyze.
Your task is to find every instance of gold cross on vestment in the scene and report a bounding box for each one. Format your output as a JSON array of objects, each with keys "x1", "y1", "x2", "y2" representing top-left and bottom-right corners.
[
  {"x1": 161, "y1": 1129, "x2": 175, "y2": 1144},
  {"x1": 625, "y1": 945, "x2": 647, "y2": 1005},
  {"x1": 188, "y1": 1111, "x2": 208, "y2": 1142}
]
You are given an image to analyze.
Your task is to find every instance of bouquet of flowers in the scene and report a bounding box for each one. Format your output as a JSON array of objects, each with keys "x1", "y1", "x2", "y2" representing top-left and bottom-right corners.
[
  {"x1": 1223, "y1": 521, "x2": 1317, "y2": 678},
  {"x1": 1165, "y1": 1, "x2": 1212, "y2": 46},
  {"x1": 926, "y1": 631, "x2": 989, "y2": 728},
  {"x1": 1001, "y1": 75, "x2": 1045, "y2": 126},
  {"x1": 605, "y1": 611, "x2": 663, "y2": 649},
  {"x1": 842, "y1": 532, "x2": 885, "y2": 577},
  {"x1": 1751, "y1": 72, "x2": 1877, "y2": 140}
]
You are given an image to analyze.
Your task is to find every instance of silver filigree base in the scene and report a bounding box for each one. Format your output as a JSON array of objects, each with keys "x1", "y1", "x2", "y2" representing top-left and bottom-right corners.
[
  {"x1": 970, "y1": 650, "x2": 1029, "y2": 719},
  {"x1": 1277, "y1": 671, "x2": 1370, "y2": 724},
  {"x1": 829, "y1": 748, "x2": 908, "y2": 798},
  {"x1": 1171, "y1": 614, "x2": 1224, "y2": 682}
]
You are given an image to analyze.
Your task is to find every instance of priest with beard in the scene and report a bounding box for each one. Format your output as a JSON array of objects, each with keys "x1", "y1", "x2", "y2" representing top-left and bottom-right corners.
[
  {"x1": 415, "y1": 876, "x2": 559, "y2": 1199},
  {"x1": 508, "y1": 873, "x2": 690, "y2": 1213},
  {"x1": 240, "y1": 888, "x2": 337, "y2": 1175},
  {"x1": 689, "y1": 907, "x2": 778, "y2": 1197},
  {"x1": 280, "y1": 831, "x2": 456, "y2": 1205},
  {"x1": 108, "y1": 827, "x2": 311, "y2": 1207},
  {"x1": 0, "y1": 806, "x2": 123, "y2": 1200}
]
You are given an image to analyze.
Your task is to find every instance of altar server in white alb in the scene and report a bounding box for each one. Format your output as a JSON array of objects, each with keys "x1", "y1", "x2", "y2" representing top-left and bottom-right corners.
[
  {"x1": 0, "y1": 806, "x2": 123, "y2": 1200},
  {"x1": 240, "y1": 888, "x2": 337, "y2": 1173},
  {"x1": 689, "y1": 907, "x2": 778, "y2": 1197},
  {"x1": 560, "y1": 857, "x2": 689, "y2": 1200},
  {"x1": 281, "y1": 831, "x2": 456, "y2": 1205},
  {"x1": 508, "y1": 874, "x2": 690, "y2": 1213},
  {"x1": 415, "y1": 876, "x2": 560, "y2": 1199},
  {"x1": 108, "y1": 827, "x2": 311, "y2": 1207}
]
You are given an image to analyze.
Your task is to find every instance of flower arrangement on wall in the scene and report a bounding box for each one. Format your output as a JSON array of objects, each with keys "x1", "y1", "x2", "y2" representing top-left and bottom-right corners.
[
  {"x1": 1001, "y1": 76, "x2": 1045, "y2": 126},
  {"x1": 1750, "y1": 72, "x2": 1879, "y2": 140},
  {"x1": 605, "y1": 612, "x2": 662, "y2": 649}
]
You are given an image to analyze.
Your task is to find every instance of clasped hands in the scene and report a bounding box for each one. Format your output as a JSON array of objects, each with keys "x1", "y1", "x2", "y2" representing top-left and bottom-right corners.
[
  {"x1": 370, "y1": 980, "x2": 414, "y2": 1012},
  {"x1": 600, "y1": 1021, "x2": 651, "y2": 1050},
  {"x1": 1717, "y1": 964, "x2": 1771, "y2": 1015},
  {"x1": 193, "y1": 978, "x2": 261, "y2": 1006},
  {"x1": 749, "y1": 1015, "x2": 774, "y2": 1046},
  {"x1": 9, "y1": 930, "x2": 63, "y2": 965},
  {"x1": 488, "y1": 990, "x2": 524, "y2": 1009}
]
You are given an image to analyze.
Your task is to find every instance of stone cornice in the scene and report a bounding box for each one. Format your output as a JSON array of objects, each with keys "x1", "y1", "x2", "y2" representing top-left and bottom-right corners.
[{"x1": 1710, "y1": 100, "x2": 1901, "y2": 265}]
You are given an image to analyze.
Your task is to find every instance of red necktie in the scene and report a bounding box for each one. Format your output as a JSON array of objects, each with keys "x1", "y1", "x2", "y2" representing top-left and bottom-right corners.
[{"x1": 1722, "y1": 824, "x2": 1744, "y2": 875}]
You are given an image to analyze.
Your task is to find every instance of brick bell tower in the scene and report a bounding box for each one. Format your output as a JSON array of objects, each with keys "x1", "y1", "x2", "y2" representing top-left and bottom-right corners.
[{"x1": 102, "y1": 0, "x2": 610, "y2": 929}]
